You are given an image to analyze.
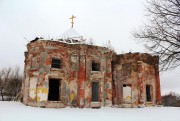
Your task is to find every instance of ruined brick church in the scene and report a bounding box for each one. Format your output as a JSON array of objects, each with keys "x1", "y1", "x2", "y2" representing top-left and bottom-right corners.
[{"x1": 22, "y1": 16, "x2": 161, "y2": 108}]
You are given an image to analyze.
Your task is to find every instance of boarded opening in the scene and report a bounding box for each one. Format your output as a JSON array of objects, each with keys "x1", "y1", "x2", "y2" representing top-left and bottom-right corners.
[
  {"x1": 146, "y1": 85, "x2": 152, "y2": 102},
  {"x1": 92, "y1": 62, "x2": 100, "y2": 71},
  {"x1": 92, "y1": 82, "x2": 99, "y2": 102},
  {"x1": 48, "y1": 79, "x2": 60, "y2": 101},
  {"x1": 123, "y1": 84, "x2": 132, "y2": 103},
  {"x1": 122, "y1": 63, "x2": 132, "y2": 76}
]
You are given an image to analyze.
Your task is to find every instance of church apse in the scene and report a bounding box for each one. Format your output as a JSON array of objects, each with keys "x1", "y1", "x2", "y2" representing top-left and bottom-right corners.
[{"x1": 112, "y1": 53, "x2": 161, "y2": 107}]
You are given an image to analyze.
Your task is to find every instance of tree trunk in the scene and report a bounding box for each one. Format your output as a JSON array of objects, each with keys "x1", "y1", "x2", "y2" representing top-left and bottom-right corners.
[{"x1": 0, "y1": 90, "x2": 4, "y2": 101}]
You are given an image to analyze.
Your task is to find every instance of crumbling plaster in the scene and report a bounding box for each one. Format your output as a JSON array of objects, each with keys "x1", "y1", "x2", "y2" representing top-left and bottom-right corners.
[
  {"x1": 112, "y1": 53, "x2": 161, "y2": 107},
  {"x1": 23, "y1": 40, "x2": 161, "y2": 108},
  {"x1": 23, "y1": 40, "x2": 113, "y2": 108}
]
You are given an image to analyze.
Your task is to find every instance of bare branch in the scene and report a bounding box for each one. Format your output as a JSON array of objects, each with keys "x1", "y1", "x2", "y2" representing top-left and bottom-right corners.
[{"x1": 133, "y1": 0, "x2": 180, "y2": 71}]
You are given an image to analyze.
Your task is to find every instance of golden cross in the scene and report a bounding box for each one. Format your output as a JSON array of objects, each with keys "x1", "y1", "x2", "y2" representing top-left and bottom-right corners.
[{"x1": 69, "y1": 15, "x2": 76, "y2": 28}]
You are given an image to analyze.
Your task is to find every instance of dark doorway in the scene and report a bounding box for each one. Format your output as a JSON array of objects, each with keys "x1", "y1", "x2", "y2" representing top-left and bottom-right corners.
[
  {"x1": 146, "y1": 85, "x2": 152, "y2": 102},
  {"x1": 48, "y1": 79, "x2": 60, "y2": 101},
  {"x1": 92, "y1": 82, "x2": 99, "y2": 102}
]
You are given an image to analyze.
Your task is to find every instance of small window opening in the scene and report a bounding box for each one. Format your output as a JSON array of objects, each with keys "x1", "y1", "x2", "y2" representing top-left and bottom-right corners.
[
  {"x1": 51, "y1": 58, "x2": 61, "y2": 68},
  {"x1": 92, "y1": 62, "x2": 100, "y2": 71}
]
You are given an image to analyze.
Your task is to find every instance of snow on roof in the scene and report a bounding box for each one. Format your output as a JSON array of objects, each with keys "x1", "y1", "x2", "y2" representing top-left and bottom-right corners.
[
  {"x1": 58, "y1": 28, "x2": 85, "y2": 44},
  {"x1": 60, "y1": 28, "x2": 82, "y2": 39}
]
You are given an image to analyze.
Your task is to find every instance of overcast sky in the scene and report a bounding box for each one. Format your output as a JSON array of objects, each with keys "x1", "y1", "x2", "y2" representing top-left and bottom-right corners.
[{"x1": 0, "y1": 0, "x2": 179, "y2": 95}]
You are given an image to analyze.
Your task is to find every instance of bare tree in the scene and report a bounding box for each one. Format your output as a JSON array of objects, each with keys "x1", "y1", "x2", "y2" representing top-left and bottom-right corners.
[
  {"x1": 0, "y1": 66, "x2": 23, "y2": 101},
  {"x1": 6, "y1": 66, "x2": 22, "y2": 100},
  {"x1": 0, "y1": 69, "x2": 5, "y2": 101},
  {"x1": 0, "y1": 67, "x2": 12, "y2": 100},
  {"x1": 133, "y1": 0, "x2": 180, "y2": 71},
  {"x1": 162, "y1": 92, "x2": 180, "y2": 107}
]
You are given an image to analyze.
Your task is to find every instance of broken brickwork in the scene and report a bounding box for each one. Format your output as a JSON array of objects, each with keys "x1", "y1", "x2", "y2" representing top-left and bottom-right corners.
[
  {"x1": 112, "y1": 53, "x2": 161, "y2": 107},
  {"x1": 23, "y1": 40, "x2": 161, "y2": 108},
  {"x1": 23, "y1": 40, "x2": 112, "y2": 108}
]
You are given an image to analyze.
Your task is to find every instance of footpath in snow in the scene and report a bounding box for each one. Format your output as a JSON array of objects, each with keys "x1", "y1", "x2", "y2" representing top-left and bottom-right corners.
[{"x1": 0, "y1": 101, "x2": 179, "y2": 121}]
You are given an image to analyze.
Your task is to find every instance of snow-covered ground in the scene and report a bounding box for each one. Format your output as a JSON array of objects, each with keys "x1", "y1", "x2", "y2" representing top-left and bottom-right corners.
[{"x1": 0, "y1": 101, "x2": 179, "y2": 121}]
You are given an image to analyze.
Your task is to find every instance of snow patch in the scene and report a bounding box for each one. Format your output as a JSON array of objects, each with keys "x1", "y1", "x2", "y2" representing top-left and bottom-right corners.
[{"x1": 0, "y1": 101, "x2": 179, "y2": 121}]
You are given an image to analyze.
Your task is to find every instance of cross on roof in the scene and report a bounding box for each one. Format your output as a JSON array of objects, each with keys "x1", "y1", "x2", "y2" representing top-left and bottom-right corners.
[{"x1": 69, "y1": 15, "x2": 76, "y2": 28}]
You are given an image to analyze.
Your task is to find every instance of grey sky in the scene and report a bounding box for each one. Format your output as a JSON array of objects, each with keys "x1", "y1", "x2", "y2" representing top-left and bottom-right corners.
[{"x1": 0, "y1": 0, "x2": 179, "y2": 95}]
